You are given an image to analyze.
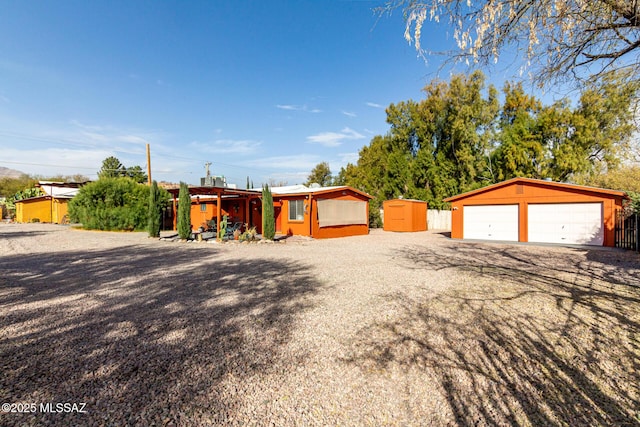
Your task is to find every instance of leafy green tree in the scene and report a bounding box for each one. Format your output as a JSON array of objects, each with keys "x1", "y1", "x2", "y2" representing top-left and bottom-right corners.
[
  {"x1": 340, "y1": 71, "x2": 637, "y2": 210},
  {"x1": 0, "y1": 175, "x2": 38, "y2": 199},
  {"x1": 98, "y1": 156, "x2": 147, "y2": 183},
  {"x1": 306, "y1": 162, "x2": 333, "y2": 187},
  {"x1": 262, "y1": 184, "x2": 275, "y2": 240},
  {"x1": 177, "y1": 182, "x2": 192, "y2": 240},
  {"x1": 491, "y1": 82, "x2": 545, "y2": 181},
  {"x1": 126, "y1": 165, "x2": 148, "y2": 184},
  {"x1": 68, "y1": 178, "x2": 149, "y2": 230}
]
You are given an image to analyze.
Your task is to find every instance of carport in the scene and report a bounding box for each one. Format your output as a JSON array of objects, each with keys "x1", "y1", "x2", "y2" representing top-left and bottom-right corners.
[{"x1": 444, "y1": 178, "x2": 627, "y2": 247}]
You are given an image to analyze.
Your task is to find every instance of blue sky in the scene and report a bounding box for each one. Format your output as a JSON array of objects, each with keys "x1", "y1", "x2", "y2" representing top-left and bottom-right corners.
[{"x1": 0, "y1": 0, "x2": 520, "y2": 186}]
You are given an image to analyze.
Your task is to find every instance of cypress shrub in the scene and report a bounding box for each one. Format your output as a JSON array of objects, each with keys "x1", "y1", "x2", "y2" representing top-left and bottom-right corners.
[
  {"x1": 147, "y1": 180, "x2": 161, "y2": 237},
  {"x1": 262, "y1": 184, "x2": 275, "y2": 240},
  {"x1": 177, "y1": 182, "x2": 192, "y2": 240}
]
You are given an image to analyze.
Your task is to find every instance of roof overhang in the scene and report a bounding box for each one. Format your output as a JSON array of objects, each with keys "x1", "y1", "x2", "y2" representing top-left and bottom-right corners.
[{"x1": 443, "y1": 177, "x2": 628, "y2": 203}]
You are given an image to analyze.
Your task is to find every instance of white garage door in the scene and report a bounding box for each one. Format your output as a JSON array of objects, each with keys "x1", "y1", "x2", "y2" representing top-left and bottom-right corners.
[
  {"x1": 463, "y1": 205, "x2": 519, "y2": 241},
  {"x1": 528, "y1": 203, "x2": 603, "y2": 245}
]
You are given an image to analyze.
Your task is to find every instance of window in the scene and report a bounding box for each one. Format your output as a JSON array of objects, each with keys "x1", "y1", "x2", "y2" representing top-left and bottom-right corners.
[
  {"x1": 200, "y1": 204, "x2": 207, "y2": 212},
  {"x1": 289, "y1": 199, "x2": 305, "y2": 221}
]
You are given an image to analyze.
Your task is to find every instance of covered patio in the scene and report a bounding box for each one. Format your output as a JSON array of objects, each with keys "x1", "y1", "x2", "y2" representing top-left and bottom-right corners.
[{"x1": 167, "y1": 186, "x2": 263, "y2": 237}]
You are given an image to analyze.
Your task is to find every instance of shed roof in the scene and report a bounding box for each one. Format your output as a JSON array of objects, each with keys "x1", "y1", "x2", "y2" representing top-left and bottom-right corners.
[{"x1": 443, "y1": 177, "x2": 627, "y2": 203}]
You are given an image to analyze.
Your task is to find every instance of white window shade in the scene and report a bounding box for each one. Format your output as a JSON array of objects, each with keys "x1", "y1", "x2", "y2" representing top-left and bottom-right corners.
[{"x1": 317, "y1": 199, "x2": 367, "y2": 227}]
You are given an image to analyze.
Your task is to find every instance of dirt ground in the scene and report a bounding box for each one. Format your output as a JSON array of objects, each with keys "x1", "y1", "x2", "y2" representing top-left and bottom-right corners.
[{"x1": 1, "y1": 223, "x2": 639, "y2": 426}]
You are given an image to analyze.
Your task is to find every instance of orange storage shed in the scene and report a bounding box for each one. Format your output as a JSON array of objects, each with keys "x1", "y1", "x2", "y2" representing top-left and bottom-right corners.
[{"x1": 383, "y1": 199, "x2": 428, "y2": 232}]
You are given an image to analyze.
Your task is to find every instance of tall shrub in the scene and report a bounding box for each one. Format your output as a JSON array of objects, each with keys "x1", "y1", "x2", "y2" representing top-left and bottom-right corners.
[
  {"x1": 262, "y1": 184, "x2": 275, "y2": 240},
  {"x1": 68, "y1": 178, "x2": 149, "y2": 231},
  {"x1": 177, "y1": 182, "x2": 192, "y2": 240},
  {"x1": 147, "y1": 180, "x2": 161, "y2": 237}
]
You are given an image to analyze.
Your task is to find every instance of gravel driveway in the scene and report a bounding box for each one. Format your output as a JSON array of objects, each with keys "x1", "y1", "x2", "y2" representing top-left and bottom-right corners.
[{"x1": 1, "y1": 223, "x2": 639, "y2": 426}]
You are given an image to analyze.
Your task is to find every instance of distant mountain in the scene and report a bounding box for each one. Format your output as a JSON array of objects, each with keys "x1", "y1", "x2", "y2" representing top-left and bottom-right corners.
[{"x1": 0, "y1": 166, "x2": 25, "y2": 179}]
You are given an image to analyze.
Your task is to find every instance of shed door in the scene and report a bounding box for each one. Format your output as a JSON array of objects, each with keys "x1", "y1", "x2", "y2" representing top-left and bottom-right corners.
[
  {"x1": 528, "y1": 203, "x2": 603, "y2": 245},
  {"x1": 463, "y1": 205, "x2": 519, "y2": 241}
]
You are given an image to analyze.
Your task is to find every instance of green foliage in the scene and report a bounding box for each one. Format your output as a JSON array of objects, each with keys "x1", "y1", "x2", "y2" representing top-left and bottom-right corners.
[
  {"x1": 239, "y1": 224, "x2": 258, "y2": 242},
  {"x1": 0, "y1": 175, "x2": 38, "y2": 199},
  {"x1": 98, "y1": 156, "x2": 126, "y2": 179},
  {"x1": 147, "y1": 180, "x2": 167, "y2": 238},
  {"x1": 177, "y1": 182, "x2": 192, "y2": 240},
  {"x1": 68, "y1": 178, "x2": 150, "y2": 231},
  {"x1": 306, "y1": 162, "x2": 333, "y2": 187},
  {"x1": 98, "y1": 156, "x2": 148, "y2": 183},
  {"x1": 262, "y1": 184, "x2": 275, "y2": 240},
  {"x1": 368, "y1": 199, "x2": 383, "y2": 228},
  {"x1": 219, "y1": 215, "x2": 228, "y2": 240},
  {"x1": 127, "y1": 165, "x2": 148, "y2": 184},
  {"x1": 12, "y1": 187, "x2": 45, "y2": 202},
  {"x1": 341, "y1": 70, "x2": 638, "y2": 210}
]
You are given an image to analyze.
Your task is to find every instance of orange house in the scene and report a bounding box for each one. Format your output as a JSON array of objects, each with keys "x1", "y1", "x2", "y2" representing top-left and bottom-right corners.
[
  {"x1": 443, "y1": 177, "x2": 627, "y2": 247},
  {"x1": 272, "y1": 185, "x2": 372, "y2": 239},
  {"x1": 169, "y1": 184, "x2": 372, "y2": 239},
  {"x1": 383, "y1": 199, "x2": 427, "y2": 232}
]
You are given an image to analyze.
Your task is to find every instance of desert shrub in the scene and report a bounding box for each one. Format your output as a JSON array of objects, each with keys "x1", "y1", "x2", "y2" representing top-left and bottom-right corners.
[{"x1": 68, "y1": 178, "x2": 157, "y2": 231}]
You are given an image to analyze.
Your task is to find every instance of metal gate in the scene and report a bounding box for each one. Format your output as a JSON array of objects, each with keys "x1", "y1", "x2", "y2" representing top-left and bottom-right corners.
[{"x1": 615, "y1": 211, "x2": 639, "y2": 251}]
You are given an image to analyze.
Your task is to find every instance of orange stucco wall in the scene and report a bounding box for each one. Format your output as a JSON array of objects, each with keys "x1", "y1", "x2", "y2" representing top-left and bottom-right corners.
[
  {"x1": 383, "y1": 199, "x2": 428, "y2": 232},
  {"x1": 449, "y1": 181, "x2": 624, "y2": 246},
  {"x1": 277, "y1": 191, "x2": 370, "y2": 239}
]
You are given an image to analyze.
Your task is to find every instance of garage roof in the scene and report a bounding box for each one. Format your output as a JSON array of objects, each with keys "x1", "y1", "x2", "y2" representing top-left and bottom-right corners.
[{"x1": 443, "y1": 177, "x2": 627, "y2": 202}]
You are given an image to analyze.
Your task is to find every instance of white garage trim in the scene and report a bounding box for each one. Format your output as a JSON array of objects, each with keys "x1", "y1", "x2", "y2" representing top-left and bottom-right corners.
[
  {"x1": 463, "y1": 205, "x2": 519, "y2": 241},
  {"x1": 528, "y1": 203, "x2": 603, "y2": 245}
]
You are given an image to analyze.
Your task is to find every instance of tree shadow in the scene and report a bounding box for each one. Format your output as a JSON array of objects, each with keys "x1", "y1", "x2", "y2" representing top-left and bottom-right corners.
[
  {"x1": 0, "y1": 244, "x2": 322, "y2": 425},
  {"x1": 345, "y1": 243, "x2": 640, "y2": 426}
]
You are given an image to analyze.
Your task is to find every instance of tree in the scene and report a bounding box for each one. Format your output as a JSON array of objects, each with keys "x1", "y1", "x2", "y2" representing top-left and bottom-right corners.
[
  {"x1": 339, "y1": 71, "x2": 637, "y2": 210},
  {"x1": 98, "y1": 156, "x2": 147, "y2": 183},
  {"x1": 491, "y1": 82, "x2": 545, "y2": 181},
  {"x1": 147, "y1": 180, "x2": 162, "y2": 238},
  {"x1": 126, "y1": 165, "x2": 148, "y2": 184},
  {"x1": 177, "y1": 182, "x2": 192, "y2": 240},
  {"x1": 0, "y1": 175, "x2": 37, "y2": 199},
  {"x1": 306, "y1": 162, "x2": 333, "y2": 187},
  {"x1": 98, "y1": 156, "x2": 126, "y2": 179},
  {"x1": 380, "y1": 1, "x2": 640, "y2": 87},
  {"x1": 262, "y1": 184, "x2": 275, "y2": 240}
]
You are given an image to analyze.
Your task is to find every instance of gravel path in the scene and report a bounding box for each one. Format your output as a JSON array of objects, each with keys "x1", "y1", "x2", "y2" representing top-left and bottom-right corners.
[{"x1": 1, "y1": 223, "x2": 639, "y2": 426}]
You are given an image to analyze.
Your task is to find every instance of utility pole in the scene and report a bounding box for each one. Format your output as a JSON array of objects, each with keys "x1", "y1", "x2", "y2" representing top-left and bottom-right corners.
[{"x1": 146, "y1": 143, "x2": 152, "y2": 186}]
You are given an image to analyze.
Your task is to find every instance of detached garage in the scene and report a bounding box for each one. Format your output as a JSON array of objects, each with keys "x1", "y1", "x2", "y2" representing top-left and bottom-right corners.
[{"x1": 444, "y1": 178, "x2": 627, "y2": 247}]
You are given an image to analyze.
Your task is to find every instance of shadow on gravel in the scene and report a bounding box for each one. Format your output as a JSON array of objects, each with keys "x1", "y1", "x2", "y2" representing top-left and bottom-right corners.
[
  {"x1": 346, "y1": 243, "x2": 640, "y2": 426},
  {"x1": 0, "y1": 244, "x2": 321, "y2": 426}
]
